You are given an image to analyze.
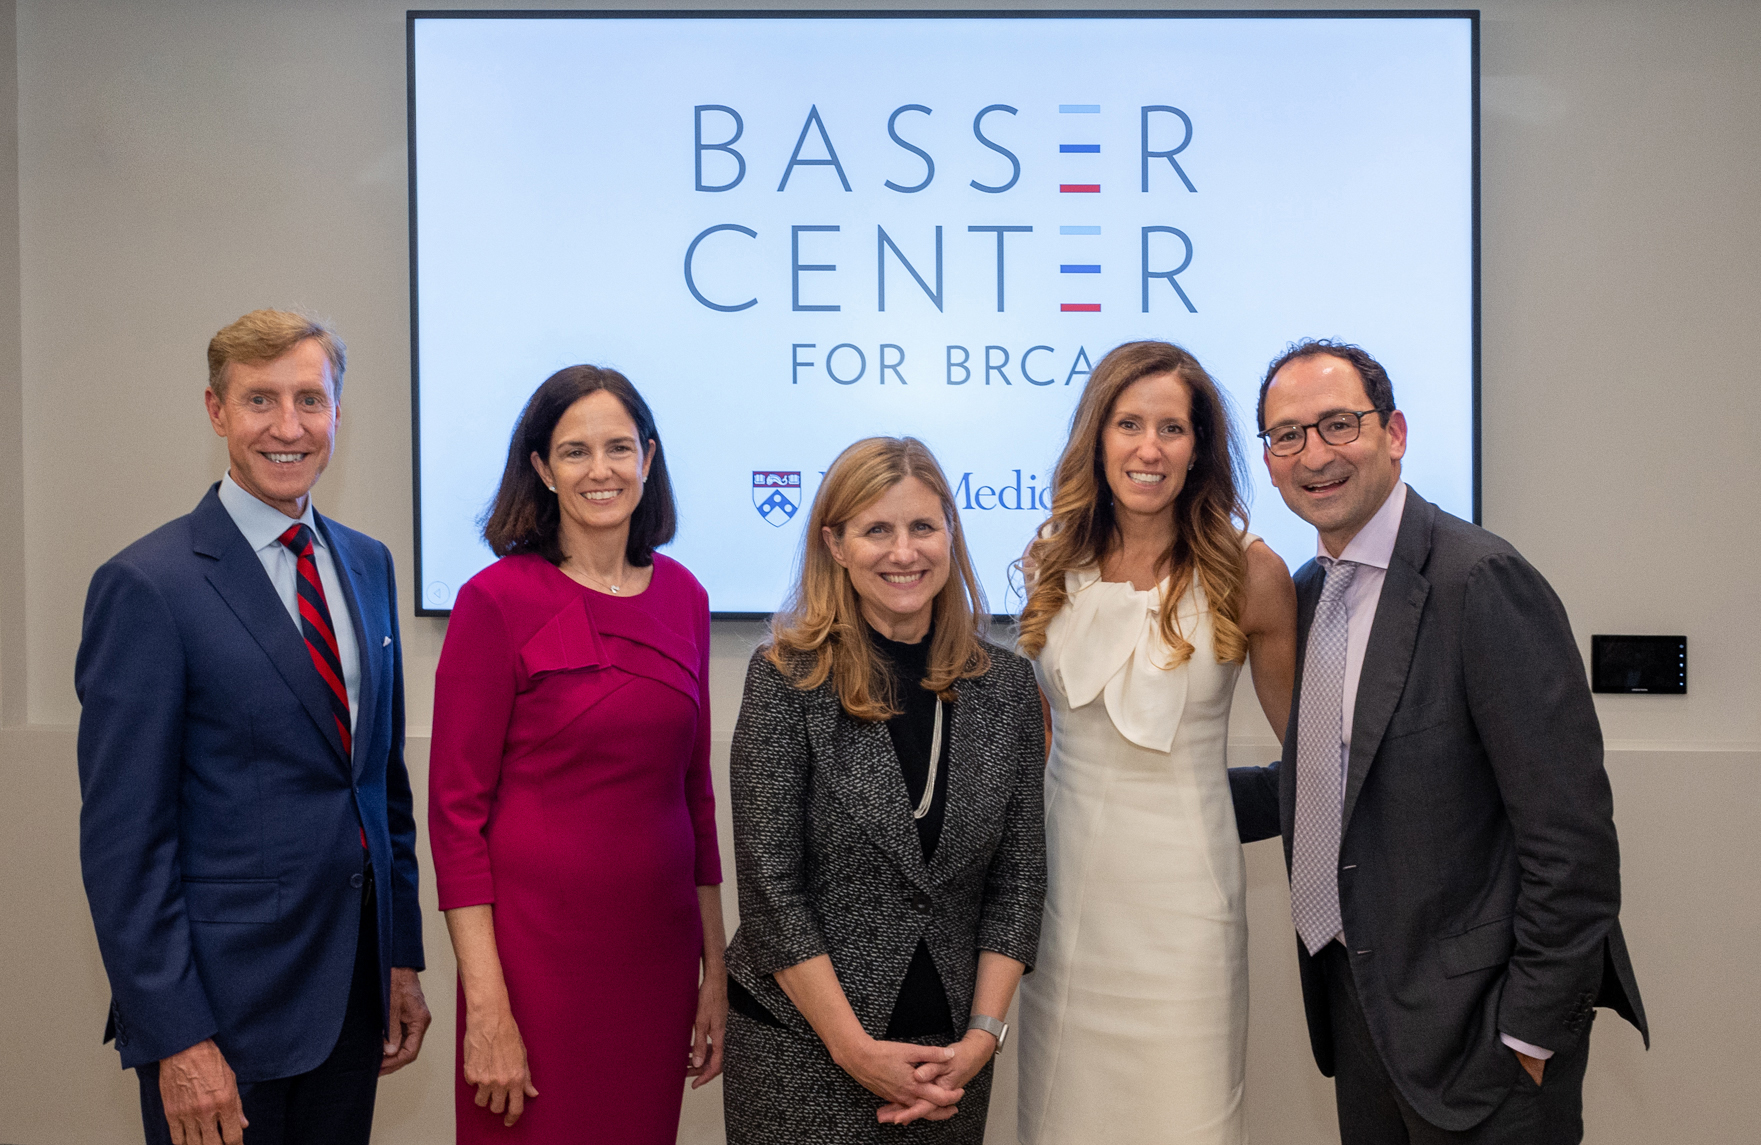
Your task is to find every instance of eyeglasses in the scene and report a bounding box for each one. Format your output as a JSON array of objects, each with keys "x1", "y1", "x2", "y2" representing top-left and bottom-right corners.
[{"x1": 1258, "y1": 409, "x2": 1381, "y2": 457}]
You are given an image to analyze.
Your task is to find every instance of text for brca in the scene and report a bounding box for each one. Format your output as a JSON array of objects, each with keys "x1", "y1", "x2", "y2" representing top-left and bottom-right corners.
[{"x1": 790, "y1": 343, "x2": 1097, "y2": 387}]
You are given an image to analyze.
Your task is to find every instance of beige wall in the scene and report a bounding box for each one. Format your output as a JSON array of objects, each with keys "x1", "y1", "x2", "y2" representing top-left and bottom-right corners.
[{"x1": 2, "y1": 1, "x2": 1757, "y2": 1142}]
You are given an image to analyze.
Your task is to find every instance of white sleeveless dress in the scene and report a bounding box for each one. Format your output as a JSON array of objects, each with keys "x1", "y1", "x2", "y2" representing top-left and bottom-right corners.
[{"x1": 1018, "y1": 549, "x2": 1253, "y2": 1145}]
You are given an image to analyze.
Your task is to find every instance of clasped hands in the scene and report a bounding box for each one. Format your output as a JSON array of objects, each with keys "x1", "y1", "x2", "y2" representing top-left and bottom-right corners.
[{"x1": 835, "y1": 1029, "x2": 997, "y2": 1126}]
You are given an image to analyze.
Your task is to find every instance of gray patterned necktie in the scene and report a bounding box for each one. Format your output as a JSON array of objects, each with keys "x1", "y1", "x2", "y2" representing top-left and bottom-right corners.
[{"x1": 1291, "y1": 557, "x2": 1358, "y2": 955}]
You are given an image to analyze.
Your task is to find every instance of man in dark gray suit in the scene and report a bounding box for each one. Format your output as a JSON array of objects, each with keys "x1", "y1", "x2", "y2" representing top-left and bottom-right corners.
[{"x1": 1231, "y1": 340, "x2": 1646, "y2": 1143}]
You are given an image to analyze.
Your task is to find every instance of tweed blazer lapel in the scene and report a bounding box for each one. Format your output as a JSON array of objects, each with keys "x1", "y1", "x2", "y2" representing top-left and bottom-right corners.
[
  {"x1": 927, "y1": 675, "x2": 1013, "y2": 884},
  {"x1": 815, "y1": 692, "x2": 933, "y2": 891}
]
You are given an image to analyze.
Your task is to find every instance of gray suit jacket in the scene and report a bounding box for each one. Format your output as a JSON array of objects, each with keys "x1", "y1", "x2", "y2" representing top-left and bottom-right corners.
[
  {"x1": 725, "y1": 643, "x2": 1047, "y2": 1040},
  {"x1": 1232, "y1": 488, "x2": 1647, "y2": 1130}
]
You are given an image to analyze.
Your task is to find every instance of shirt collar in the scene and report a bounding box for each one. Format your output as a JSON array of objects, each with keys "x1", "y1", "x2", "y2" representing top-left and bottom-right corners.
[
  {"x1": 218, "y1": 470, "x2": 323, "y2": 554},
  {"x1": 1316, "y1": 481, "x2": 1407, "y2": 571}
]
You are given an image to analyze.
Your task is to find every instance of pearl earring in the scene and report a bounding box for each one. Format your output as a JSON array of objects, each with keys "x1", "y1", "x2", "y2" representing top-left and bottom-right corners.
[{"x1": 547, "y1": 485, "x2": 556, "y2": 492}]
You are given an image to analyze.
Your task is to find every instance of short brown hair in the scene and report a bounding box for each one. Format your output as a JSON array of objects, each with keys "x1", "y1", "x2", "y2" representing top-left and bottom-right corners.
[
  {"x1": 1256, "y1": 338, "x2": 1395, "y2": 433},
  {"x1": 481, "y1": 365, "x2": 677, "y2": 567},
  {"x1": 207, "y1": 309, "x2": 347, "y2": 399},
  {"x1": 766, "y1": 437, "x2": 991, "y2": 722}
]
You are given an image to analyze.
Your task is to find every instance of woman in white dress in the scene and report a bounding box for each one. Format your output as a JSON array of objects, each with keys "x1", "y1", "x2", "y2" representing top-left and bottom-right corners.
[{"x1": 1016, "y1": 340, "x2": 1296, "y2": 1144}]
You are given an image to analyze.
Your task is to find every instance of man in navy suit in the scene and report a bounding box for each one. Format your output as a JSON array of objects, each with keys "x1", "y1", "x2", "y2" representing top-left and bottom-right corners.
[{"x1": 77, "y1": 310, "x2": 430, "y2": 1145}]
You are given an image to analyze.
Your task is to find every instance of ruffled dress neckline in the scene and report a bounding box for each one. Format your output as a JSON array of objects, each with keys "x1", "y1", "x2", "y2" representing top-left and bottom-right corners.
[{"x1": 1044, "y1": 565, "x2": 1204, "y2": 754}]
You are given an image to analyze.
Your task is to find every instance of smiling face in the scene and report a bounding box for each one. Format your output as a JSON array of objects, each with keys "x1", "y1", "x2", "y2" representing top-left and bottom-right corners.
[
  {"x1": 204, "y1": 337, "x2": 339, "y2": 518},
  {"x1": 823, "y1": 475, "x2": 953, "y2": 642},
  {"x1": 530, "y1": 390, "x2": 655, "y2": 542},
  {"x1": 1262, "y1": 353, "x2": 1407, "y2": 555},
  {"x1": 1099, "y1": 370, "x2": 1196, "y2": 525}
]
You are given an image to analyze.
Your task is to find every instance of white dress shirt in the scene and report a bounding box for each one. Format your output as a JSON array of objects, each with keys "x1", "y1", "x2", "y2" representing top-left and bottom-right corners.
[
  {"x1": 218, "y1": 472, "x2": 360, "y2": 730},
  {"x1": 1317, "y1": 480, "x2": 1550, "y2": 1060}
]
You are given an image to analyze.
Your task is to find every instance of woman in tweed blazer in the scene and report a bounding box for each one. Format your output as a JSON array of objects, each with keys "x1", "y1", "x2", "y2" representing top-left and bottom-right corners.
[{"x1": 722, "y1": 437, "x2": 1047, "y2": 1143}]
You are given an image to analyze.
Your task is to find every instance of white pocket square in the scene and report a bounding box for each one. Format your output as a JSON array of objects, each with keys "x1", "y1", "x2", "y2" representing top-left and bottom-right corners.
[{"x1": 382, "y1": 636, "x2": 392, "y2": 647}]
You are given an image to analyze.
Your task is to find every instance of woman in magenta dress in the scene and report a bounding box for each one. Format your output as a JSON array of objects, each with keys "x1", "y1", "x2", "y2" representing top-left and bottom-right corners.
[{"x1": 428, "y1": 365, "x2": 725, "y2": 1143}]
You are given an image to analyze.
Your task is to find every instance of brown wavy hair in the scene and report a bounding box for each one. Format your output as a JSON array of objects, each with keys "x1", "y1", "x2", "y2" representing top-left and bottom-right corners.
[
  {"x1": 1017, "y1": 340, "x2": 1249, "y2": 667},
  {"x1": 766, "y1": 437, "x2": 991, "y2": 722}
]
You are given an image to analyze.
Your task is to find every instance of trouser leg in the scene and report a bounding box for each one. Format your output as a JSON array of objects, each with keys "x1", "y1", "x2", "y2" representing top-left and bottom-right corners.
[
  {"x1": 281, "y1": 865, "x2": 383, "y2": 1145},
  {"x1": 1321, "y1": 941, "x2": 1411, "y2": 1145},
  {"x1": 136, "y1": 1061, "x2": 173, "y2": 1145}
]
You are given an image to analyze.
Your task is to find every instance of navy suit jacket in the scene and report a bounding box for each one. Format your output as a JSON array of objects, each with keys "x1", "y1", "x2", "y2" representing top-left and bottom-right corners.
[
  {"x1": 76, "y1": 484, "x2": 424, "y2": 1080},
  {"x1": 1230, "y1": 489, "x2": 1645, "y2": 1130}
]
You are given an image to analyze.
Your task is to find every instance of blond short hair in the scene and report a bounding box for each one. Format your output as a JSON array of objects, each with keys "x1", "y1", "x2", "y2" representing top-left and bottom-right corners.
[{"x1": 207, "y1": 309, "x2": 347, "y2": 399}]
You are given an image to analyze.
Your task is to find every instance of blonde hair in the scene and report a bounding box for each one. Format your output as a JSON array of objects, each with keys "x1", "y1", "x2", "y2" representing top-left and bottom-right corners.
[
  {"x1": 1017, "y1": 340, "x2": 1250, "y2": 667},
  {"x1": 766, "y1": 437, "x2": 992, "y2": 722},
  {"x1": 207, "y1": 309, "x2": 347, "y2": 399}
]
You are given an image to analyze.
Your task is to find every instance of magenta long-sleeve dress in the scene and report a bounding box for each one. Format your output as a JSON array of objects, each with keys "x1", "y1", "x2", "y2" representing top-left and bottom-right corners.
[{"x1": 429, "y1": 552, "x2": 722, "y2": 1144}]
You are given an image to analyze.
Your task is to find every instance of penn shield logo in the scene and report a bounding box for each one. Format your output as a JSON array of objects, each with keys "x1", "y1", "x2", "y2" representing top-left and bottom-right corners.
[{"x1": 752, "y1": 471, "x2": 802, "y2": 526}]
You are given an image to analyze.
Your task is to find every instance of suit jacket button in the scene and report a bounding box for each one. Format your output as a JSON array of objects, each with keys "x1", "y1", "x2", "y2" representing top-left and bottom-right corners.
[
  {"x1": 910, "y1": 892, "x2": 932, "y2": 915},
  {"x1": 350, "y1": 873, "x2": 365, "y2": 889}
]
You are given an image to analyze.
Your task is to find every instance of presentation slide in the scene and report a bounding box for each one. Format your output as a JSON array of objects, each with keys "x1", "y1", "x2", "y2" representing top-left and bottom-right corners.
[{"x1": 410, "y1": 13, "x2": 1475, "y2": 616}]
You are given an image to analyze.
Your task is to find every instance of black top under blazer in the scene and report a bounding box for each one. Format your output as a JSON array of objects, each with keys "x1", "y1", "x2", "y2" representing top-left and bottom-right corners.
[
  {"x1": 724, "y1": 643, "x2": 1047, "y2": 1041},
  {"x1": 1231, "y1": 488, "x2": 1647, "y2": 1132}
]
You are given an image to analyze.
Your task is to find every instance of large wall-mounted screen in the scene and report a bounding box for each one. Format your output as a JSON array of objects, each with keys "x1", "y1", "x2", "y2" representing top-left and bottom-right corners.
[{"x1": 409, "y1": 11, "x2": 1476, "y2": 616}]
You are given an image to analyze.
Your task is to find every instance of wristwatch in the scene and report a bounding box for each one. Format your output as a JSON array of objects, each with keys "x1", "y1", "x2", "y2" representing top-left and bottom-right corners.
[{"x1": 966, "y1": 1012, "x2": 1009, "y2": 1053}]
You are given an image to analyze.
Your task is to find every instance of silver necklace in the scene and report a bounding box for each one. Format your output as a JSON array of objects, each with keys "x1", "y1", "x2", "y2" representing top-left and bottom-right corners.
[
  {"x1": 564, "y1": 558, "x2": 626, "y2": 595},
  {"x1": 912, "y1": 700, "x2": 945, "y2": 820}
]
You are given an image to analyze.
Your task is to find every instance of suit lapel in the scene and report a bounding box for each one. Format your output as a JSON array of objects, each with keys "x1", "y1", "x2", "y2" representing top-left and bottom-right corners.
[
  {"x1": 1341, "y1": 492, "x2": 1435, "y2": 834},
  {"x1": 318, "y1": 515, "x2": 376, "y2": 782},
  {"x1": 191, "y1": 488, "x2": 350, "y2": 767},
  {"x1": 816, "y1": 695, "x2": 933, "y2": 891}
]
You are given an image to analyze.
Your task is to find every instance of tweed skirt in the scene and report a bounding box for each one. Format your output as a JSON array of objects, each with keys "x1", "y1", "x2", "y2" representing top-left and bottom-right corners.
[{"x1": 723, "y1": 1011, "x2": 994, "y2": 1144}]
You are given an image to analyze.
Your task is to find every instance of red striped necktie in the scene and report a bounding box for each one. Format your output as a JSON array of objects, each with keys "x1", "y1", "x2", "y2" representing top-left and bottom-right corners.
[{"x1": 277, "y1": 523, "x2": 352, "y2": 758}]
